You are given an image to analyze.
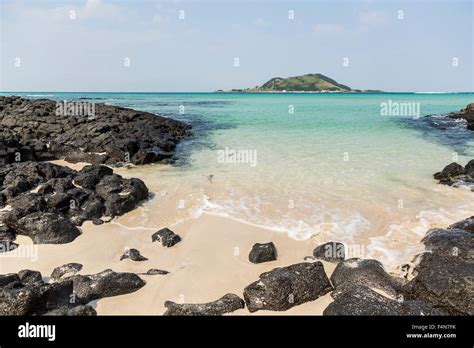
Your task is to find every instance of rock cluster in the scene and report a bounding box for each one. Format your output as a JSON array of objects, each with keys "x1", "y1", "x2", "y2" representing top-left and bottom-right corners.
[
  {"x1": 0, "y1": 96, "x2": 191, "y2": 166},
  {"x1": 447, "y1": 102, "x2": 474, "y2": 131},
  {"x1": 433, "y1": 160, "x2": 474, "y2": 187},
  {"x1": 0, "y1": 266, "x2": 145, "y2": 315},
  {"x1": 0, "y1": 162, "x2": 149, "y2": 246}
]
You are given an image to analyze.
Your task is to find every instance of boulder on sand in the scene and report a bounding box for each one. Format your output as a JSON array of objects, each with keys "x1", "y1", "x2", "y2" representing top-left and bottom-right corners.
[
  {"x1": 248, "y1": 242, "x2": 277, "y2": 263},
  {"x1": 243, "y1": 262, "x2": 332, "y2": 312},
  {"x1": 152, "y1": 228, "x2": 181, "y2": 247},
  {"x1": 164, "y1": 293, "x2": 245, "y2": 316}
]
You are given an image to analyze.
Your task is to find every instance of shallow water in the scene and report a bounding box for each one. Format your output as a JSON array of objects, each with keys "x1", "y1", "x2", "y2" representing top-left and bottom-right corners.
[{"x1": 5, "y1": 92, "x2": 474, "y2": 270}]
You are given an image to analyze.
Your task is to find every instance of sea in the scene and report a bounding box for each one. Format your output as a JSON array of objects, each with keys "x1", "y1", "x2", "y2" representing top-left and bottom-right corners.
[{"x1": 3, "y1": 91, "x2": 474, "y2": 270}]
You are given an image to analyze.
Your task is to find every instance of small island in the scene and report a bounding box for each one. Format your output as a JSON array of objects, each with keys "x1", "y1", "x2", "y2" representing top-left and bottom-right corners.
[{"x1": 218, "y1": 73, "x2": 382, "y2": 93}]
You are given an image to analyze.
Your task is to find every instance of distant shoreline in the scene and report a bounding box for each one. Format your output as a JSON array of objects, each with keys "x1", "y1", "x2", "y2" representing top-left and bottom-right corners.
[{"x1": 1, "y1": 91, "x2": 474, "y2": 95}]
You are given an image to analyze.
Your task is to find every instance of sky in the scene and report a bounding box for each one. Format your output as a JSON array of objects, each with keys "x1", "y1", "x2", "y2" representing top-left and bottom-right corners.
[{"x1": 0, "y1": 0, "x2": 472, "y2": 92}]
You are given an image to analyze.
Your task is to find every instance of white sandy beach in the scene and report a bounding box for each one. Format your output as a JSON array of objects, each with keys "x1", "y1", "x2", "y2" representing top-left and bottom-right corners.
[{"x1": 0, "y1": 159, "x2": 468, "y2": 315}]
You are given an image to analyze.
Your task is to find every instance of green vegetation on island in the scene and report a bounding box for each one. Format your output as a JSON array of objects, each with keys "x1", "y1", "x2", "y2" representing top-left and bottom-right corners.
[{"x1": 220, "y1": 73, "x2": 382, "y2": 93}]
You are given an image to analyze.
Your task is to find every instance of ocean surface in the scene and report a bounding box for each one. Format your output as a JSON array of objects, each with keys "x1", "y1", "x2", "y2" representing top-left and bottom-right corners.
[{"x1": 3, "y1": 92, "x2": 474, "y2": 270}]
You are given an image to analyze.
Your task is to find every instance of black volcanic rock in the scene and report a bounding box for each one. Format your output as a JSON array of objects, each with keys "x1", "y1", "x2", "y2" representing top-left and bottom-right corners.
[
  {"x1": 330, "y1": 258, "x2": 403, "y2": 298},
  {"x1": 0, "y1": 96, "x2": 191, "y2": 165},
  {"x1": 50, "y1": 263, "x2": 83, "y2": 282},
  {"x1": 243, "y1": 262, "x2": 332, "y2": 312},
  {"x1": 402, "y1": 219, "x2": 474, "y2": 315},
  {"x1": 164, "y1": 293, "x2": 245, "y2": 316},
  {"x1": 120, "y1": 248, "x2": 148, "y2": 261},
  {"x1": 0, "y1": 268, "x2": 144, "y2": 315},
  {"x1": 152, "y1": 228, "x2": 181, "y2": 247},
  {"x1": 0, "y1": 279, "x2": 74, "y2": 315},
  {"x1": 433, "y1": 160, "x2": 474, "y2": 188},
  {"x1": 447, "y1": 102, "x2": 474, "y2": 131},
  {"x1": 313, "y1": 241, "x2": 346, "y2": 263},
  {"x1": 248, "y1": 242, "x2": 277, "y2": 263},
  {"x1": 402, "y1": 253, "x2": 473, "y2": 315},
  {"x1": 70, "y1": 269, "x2": 146, "y2": 304},
  {"x1": 143, "y1": 269, "x2": 169, "y2": 275},
  {"x1": 0, "y1": 162, "x2": 150, "y2": 246},
  {"x1": 18, "y1": 270, "x2": 43, "y2": 285},
  {"x1": 448, "y1": 216, "x2": 474, "y2": 233},
  {"x1": 324, "y1": 285, "x2": 442, "y2": 316},
  {"x1": 10, "y1": 212, "x2": 81, "y2": 244}
]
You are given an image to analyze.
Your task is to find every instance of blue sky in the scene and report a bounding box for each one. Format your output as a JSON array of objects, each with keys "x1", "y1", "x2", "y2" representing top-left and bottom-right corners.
[{"x1": 0, "y1": 0, "x2": 472, "y2": 92}]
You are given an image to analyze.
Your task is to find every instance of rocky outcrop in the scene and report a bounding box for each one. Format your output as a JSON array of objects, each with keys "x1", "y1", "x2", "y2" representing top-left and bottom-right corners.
[
  {"x1": 313, "y1": 241, "x2": 346, "y2": 263},
  {"x1": 0, "y1": 268, "x2": 144, "y2": 315},
  {"x1": 447, "y1": 102, "x2": 474, "y2": 131},
  {"x1": 69, "y1": 269, "x2": 146, "y2": 304},
  {"x1": 164, "y1": 294, "x2": 245, "y2": 316},
  {"x1": 402, "y1": 222, "x2": 473, "y2": 315},
  {"x1": 243, "y1": 262, "x2": 332, "y2": 312},
  {"x1": 324, "y1": 285, "x2": 442, "y2": 316},
  {"x1": 0, "y1": 96, "x2": 191, "y2": 166},
  {"x1": 330, "y1": 258, "x2": 403, "y2": 298},
  {"x1": 66, "y1": 269, "x2": 145, "y2": 304},
  {"x1": 45, "y1": 304, "x2": 97, "y2": 316},
  {"x1": 433, "y1": 160, "x2": 474, "y2": 188},
  {"x1": 0, "y1": 162, "x2": 149, "y2": 246},
  {"x1": 248, "y1": 242, "x2": 277, "y2": 263},
  {"x1": 151, "y1": 228, "x2": 181, "y2": 247}
]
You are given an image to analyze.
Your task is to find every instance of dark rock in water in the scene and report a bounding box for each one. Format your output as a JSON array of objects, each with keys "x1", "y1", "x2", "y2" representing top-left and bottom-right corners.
[
  {"x1": 152, "y1": 228, "x2": 181, "y2": 247},
  {"x1": 18, "y1": 270, "x2": 43, "y2": 285},
  {"x1": 433, "y1": 160, "x2": 474, "y2": 188},
  {"x1": 70, "y1": 269, "x2": 145, "y2": 304},
  {"x1": 447, "y1": 102, "x2": 474, "y2": 131},
  {"x1": 45, "y1": 304, "x2": 97, "y2": 316},
  {"x1": 0, "y1": 96, "x2": 191, "y2": 165},
  {"x1": 164, "y1": 293, "x2": 245, "y2": 316},
  {"x1": 144, "y1": 269, "x2": 169, "y2": 275},
  {"x1": 433, "y1": 162, "x2": 465, "y2": 183},
  {"x1": 248, "y1": 242, "x2": 277, "y2": 263},
  {"x1": 243, "y1": 262, "x2": 332, "y2": 312},
  {"x1": 421, "y1": 228, "x2": 473, "y2": 261},
  {"x1": 313, "y1": 241, "x2": 346, "y2": 263},
  {"x1": 50, "y1": 263, "x2": 83, "y2": 281},
  {"x1": 330, "y1": 258, "x2": 403, "y2": 298},
  {"x1": 9, "y1": 212, "x2": 81, "y2": 244},
  {"x1": 448, "y1": 216, "x2": 474, "y2": 233},
  {"x1": 120, "y1": 248, "x2": 148, "y2": 261},
  {"x1": 324, "y1": 285, "x2": 442, "y2": 316},
  {"x1": 402, "y1": 252, "x2": 473, "y2": 315}
]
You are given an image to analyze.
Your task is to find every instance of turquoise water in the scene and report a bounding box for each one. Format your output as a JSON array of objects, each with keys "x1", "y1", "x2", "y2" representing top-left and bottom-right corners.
[{"x1": 3, "y1": 92, "x2": 474, "y2": 268}]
